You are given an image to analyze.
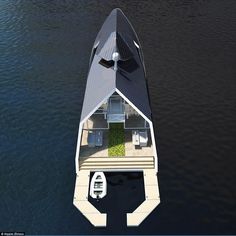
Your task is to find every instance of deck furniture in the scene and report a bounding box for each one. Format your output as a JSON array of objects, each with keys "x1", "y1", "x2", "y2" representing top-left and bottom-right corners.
[
  {"x1": 95, "y1": 131, "x2": 103, "y2": 147},
  {"x1": 132, "y1": 130, "x2": 140, "y2": 145},
  {"x1": 88, "y1": 132, "x2": 96, "y2": 147},
  {"x1": 139, "y1": 131, "x2": 148, "y2": 147},
  {"x1": 88, "y1": 131, "x2": 103, "y2": 147},
  {"x1": 132, "y1": 130, "x2": 148, "y2": 147}
]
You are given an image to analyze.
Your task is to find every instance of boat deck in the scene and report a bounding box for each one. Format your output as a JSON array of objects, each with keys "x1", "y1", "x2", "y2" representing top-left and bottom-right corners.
[
  {"x1": 79, "y1": 129, "x2": 153, "y2": 158},
  {"x1": 73, "y1": 169, "x2": 160, "y2": 227}
]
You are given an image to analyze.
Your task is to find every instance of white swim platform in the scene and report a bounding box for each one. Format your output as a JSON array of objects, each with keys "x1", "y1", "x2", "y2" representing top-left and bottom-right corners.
[
  {"x1": 127, "y1": 169, "x2": 160, "y2": 226},
  {"x1": 73, "y1": 170, "x2": 107, "y2": 227},
  {"x1": 73, "y1": 169, "x2": 160, "y2": 227}
]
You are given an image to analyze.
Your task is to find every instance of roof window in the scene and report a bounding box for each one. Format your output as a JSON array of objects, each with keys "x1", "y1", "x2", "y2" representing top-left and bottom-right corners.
[{"x1": 99, "y1": 58, "x2": 114, "y2": 68}]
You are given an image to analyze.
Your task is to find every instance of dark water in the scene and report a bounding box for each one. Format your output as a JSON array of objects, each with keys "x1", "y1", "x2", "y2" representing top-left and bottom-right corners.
[
  {"x1": 0, "y1": 0, "x2": 236, "y2": 234},
  {"x1": 88, "y1": 172, "x2": 145, "y2": 227}
]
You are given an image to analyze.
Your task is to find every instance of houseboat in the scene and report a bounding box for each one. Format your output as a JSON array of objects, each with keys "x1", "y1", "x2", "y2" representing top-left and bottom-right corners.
[{"x1": 73, "y1": 8, "x2": 160, "y2": 227}]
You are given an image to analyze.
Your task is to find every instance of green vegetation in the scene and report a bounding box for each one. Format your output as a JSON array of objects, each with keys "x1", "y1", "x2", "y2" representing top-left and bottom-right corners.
[{"x1": 108, "y1": 123, "x2": 125, "y2": 157}]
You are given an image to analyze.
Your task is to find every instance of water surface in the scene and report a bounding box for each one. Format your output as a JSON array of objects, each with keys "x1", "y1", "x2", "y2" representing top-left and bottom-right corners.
[{"x1": 0, "y1": 0, "x2": 236, "y2": 234}]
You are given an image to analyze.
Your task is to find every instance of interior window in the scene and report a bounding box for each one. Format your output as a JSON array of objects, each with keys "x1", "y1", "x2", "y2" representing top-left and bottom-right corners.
[{"x1": 89, "y1": 47, "x2": 97, "y2": 65}]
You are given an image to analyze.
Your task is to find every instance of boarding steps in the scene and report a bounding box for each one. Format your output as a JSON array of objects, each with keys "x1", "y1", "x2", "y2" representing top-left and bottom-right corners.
[{"x1": 79, "y1": 156, "x2": 154, "y2": 171}]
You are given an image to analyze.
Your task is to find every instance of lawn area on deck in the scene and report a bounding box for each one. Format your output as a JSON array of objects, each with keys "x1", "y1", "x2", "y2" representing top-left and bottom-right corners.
[{"x1": 108, "y1": 123, "x2": 125, "y2": 156}]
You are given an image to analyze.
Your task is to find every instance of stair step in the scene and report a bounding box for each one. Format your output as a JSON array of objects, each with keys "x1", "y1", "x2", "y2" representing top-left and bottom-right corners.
[
  {"x1": 81, "y1": 161, "x2": 153, "y2": 166},
  {"x1": 79, "y1": 156, "x2": 155, "y2": 170},
  {"x1": 80, "y1": 157, "x2": 154, "y2": 162},
  {"x1": 80, "y1": 165, "x2": 154, "y2": 170}
]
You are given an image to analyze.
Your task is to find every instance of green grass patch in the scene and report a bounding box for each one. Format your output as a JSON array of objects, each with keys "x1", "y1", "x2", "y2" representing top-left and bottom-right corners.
[{"x1": 108, "y1": 123, "x2": 125, "y2": 157}]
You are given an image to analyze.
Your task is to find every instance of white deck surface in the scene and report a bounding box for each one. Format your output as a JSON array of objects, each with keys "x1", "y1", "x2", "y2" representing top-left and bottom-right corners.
[{"x1": 127, "y1": 169, "x2": 160, "y2": 226}]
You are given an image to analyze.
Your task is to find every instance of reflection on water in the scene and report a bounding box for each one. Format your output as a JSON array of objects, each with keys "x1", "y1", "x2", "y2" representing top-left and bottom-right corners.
[{"x1": 0, "y1": 0, "x2": 236, "y2": 234}]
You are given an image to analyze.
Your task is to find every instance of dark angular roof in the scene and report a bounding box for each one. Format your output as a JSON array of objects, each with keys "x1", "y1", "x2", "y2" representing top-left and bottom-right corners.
[
  {"x1": 99, "y1": 32, "x2": 133, "y2": 61},
  {"x1": 80, "y1": 8, "x2": 152, "y2": 123}
]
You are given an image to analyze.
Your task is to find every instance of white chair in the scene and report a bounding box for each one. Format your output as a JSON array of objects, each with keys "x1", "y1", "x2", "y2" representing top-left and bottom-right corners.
[
  {"x1": 132, "y1": 130, "x2": 140, "y2": 145},
  {"x1": 139, "y1": 131, "x2": 148, "y2": 147}
]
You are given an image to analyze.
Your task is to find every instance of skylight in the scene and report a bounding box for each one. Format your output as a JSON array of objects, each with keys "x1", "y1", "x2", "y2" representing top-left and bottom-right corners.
[
  {"x1": 133, "y1": 40, "x2": 140, "y2": 48},
  {"x1": 99, "y1": 58, "x2": 114, "y2": 68}
]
